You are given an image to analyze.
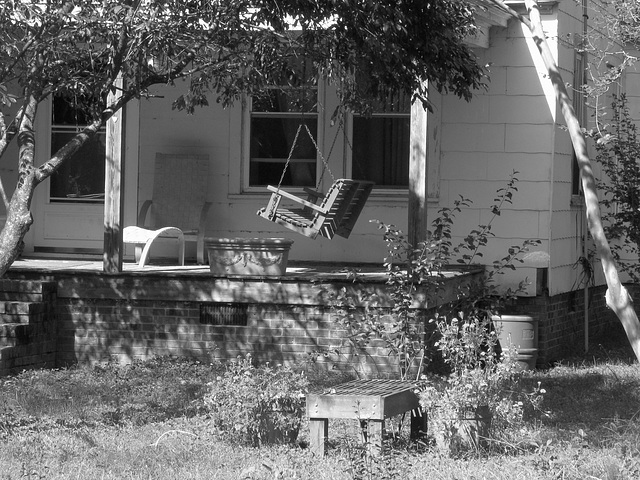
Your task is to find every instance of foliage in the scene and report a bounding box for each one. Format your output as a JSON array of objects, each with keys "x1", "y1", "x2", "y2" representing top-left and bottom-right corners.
[
  {"x1": 0, "y1": 350, "x2": 639, "y2": 478},
  {"x1": 319, "y1": 173, "x2": 540, "y2": 380},
  {"x1": 419, "y1": 315, "x2": 544, "y2": 456},
  {"x1": 203, "y1": 354, "x2": 309, "y2": 447},
  {"x1": 592, "y1": 93, "x2": 640, "y2": 283},
  {"x1": 593, "y1": 0, "x2": 640, "y2": 48},
  {"x1": 0, "y1": 0, "x2": 483, "y2": 117},
  {"x1": 0, "y1": 0, "x2": 484, "y2": 171},
  {"x1": 342, "y1": 439, "x2": 407, "y2": 480}
]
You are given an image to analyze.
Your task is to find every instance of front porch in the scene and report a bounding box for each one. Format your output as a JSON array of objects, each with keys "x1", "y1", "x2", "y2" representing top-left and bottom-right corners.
[{"x1": 0, "y1": 258, "x2": 483, "y2": 378}]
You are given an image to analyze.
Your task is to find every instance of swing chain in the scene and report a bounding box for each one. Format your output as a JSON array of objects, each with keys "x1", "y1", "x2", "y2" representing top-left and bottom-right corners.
[
  {"x1": 304, "y1": 123, "x2": 336, "y2": 186},
  {"x1": 275, "y1": 119, "x2": 337, "y2": 193},
  {"x1": 274, "y1": 123, "x2": 305, "y2": 192}
]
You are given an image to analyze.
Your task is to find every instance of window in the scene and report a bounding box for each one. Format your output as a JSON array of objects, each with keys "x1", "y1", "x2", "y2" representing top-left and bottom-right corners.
[
  {"x1": 351, "y1": 90, "x2": 411, "y2": 189},
  {"x1": 242, "y1": 64, "x2": 413, "y2": 193},
  {"x1": 50, "y1": 95, "x2": 106, "y2": 202},
  {"x1": 571, "y1": 49, "x2": 587, "y2": 196},
  {"x1": 248, "y1": 59, "x2": 318, "y2": 188}
]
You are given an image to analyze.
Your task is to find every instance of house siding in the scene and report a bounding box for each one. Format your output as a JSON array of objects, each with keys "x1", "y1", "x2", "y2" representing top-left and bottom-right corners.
[
  {"x1": 439, "y1": 13, "x2": 556, "y2": 295},
  {"x1": 136, "y1": 82, "x2": 404, "y2": 265},
  {"x1": 547, "y1": 1, "x2": 589, "y2": 296}
]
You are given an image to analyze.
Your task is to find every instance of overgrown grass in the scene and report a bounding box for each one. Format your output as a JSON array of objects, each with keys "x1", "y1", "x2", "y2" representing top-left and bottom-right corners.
[{"x1": 0, "y1": 341, "x2": 639, "y2": 479}]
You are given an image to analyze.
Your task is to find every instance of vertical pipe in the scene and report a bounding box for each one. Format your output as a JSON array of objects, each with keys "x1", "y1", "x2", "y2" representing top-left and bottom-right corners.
[{"x1": 582, "y1": 0, "x2": 590, "y2": 353}]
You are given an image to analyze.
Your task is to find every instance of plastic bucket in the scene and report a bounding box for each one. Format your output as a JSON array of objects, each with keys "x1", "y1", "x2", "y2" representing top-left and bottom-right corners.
[{"x1": 492, "y1": 314, "x2": 538, "y2": 370}]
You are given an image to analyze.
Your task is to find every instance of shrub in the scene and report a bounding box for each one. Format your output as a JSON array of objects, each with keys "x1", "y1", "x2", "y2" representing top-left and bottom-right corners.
[
  {"x1": 312, "y1": 174, "x2": 545, "y2": 455},
  {"x1": 419, "y1": 314, "x2": 530, "y2": 455},
  {"x1": 592, "y1": 93, "x2": 640, "y2": 283},
  {"x1": 317, "y1": 172, "x2": 539, "y2": 381},
  {"x1": 203, "y1": 354, "x2": 309, "y2": 447}
]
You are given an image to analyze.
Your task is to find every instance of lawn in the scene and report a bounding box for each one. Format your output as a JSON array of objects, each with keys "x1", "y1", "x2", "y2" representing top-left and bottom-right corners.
[{"x1": 0, "y1": 338, "x2": 639, "y2": 480}]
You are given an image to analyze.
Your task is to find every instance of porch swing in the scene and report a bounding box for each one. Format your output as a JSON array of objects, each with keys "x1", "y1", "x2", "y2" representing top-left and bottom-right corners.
[{"x1": 256, "y1": 119, "x2": 374, "y2": 240}]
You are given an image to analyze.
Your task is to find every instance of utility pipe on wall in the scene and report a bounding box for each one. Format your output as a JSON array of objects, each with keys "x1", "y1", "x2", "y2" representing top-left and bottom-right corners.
[{"x1": 582, "y1": 0, "x2": 590, "y2": 353}]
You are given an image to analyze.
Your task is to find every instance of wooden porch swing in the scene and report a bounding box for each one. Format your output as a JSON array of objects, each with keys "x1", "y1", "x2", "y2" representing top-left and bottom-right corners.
[{"x1": 257, "y1": 122, "x2": 374, "y2": 240}]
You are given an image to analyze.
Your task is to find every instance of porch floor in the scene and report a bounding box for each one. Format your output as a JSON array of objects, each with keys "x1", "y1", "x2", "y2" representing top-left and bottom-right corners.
[
  {"x1": 8, "y1": 256, "x2": 471, "y2": 283},
  {"x1": 3, "y1": 256, "x2": 483, "y2": 314}
]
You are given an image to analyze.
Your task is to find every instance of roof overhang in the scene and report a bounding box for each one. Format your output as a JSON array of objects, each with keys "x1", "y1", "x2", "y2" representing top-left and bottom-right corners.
[{"x1": 466, "y1": 0, "x2": 560, "y2": 48}]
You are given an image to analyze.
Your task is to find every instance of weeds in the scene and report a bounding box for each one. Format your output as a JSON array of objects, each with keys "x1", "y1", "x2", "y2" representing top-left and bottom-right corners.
[
  {"x1": 0, "y1": 357, "x2": 223, "y2": 435},
  {"x1": 0, "y1": 352, "x2": 638, "y2": 478},
  {"x1": 203, "y1": 354, "x2": 309, "y2": 447},
  {"x1": 316, "y1": 173, "x2": 540, "y2": 382}
]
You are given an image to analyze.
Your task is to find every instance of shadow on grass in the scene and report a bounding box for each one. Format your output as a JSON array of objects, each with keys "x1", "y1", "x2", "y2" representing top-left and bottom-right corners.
[{"x1": 524, "y1": 334, "x2": 640, "y2": 447}]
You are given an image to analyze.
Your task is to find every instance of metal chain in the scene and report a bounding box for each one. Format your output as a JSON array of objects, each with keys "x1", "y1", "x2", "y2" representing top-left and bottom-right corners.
[{"x1": 274, "y1": 123, "x2": 305, "y2": 191}]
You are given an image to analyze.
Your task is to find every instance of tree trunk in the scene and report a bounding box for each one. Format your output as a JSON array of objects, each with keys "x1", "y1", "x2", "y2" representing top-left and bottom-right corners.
[
  {"x1": 0, "y1": 96, "x2": 39, "y2": 277},
  {"x1": 491, "y1": 0, "x2": 640, "y2": 361},
  {"x1": 0, "y1": 185, "x2": 35, "y2": 275}
]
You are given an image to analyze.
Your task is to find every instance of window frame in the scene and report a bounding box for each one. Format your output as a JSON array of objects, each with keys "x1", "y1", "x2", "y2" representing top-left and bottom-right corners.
[
  {"x1": 48, "y1": 94, "x2": 107, "y2": 204},
  {"x1": 346, "y1": 110, "x2": 411, "y2": 193},
  {"x1": 241, "y1": 79, "x2": 325, "y2": 194},
  {"x1": 237, "y1": 79, "x2": 439, "y2": 202}
]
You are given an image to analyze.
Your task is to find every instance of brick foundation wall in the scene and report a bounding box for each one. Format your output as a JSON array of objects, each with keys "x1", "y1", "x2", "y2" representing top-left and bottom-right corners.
[
  {"x1": 0, "y1": 280, "x2": 57, "y2": 375},
  {"x1": 507, "y1": 284, "x2": 629, "y2": 365},
  {"x1": 55, "y1": 286, "x2": 626, "y2": 373},
  {"x1": 1, "y1": 272, "x2": 632, "y2": 376},
  {"x1": 56, "y1": 299, "x2": 411, "y2": 378}
]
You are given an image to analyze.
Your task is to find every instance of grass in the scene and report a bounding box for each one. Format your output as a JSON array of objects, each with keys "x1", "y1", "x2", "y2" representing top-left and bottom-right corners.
[{"x1": 0, "y1": 340, "x2": 639, "y2": 480}]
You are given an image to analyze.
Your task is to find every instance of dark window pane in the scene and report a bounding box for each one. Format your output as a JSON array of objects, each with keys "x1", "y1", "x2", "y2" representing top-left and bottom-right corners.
[
  {"x1": 250, "y1": 117, "x2": 317, "y2": 187},
  {"x1": 248, "y1": 56, "x2": 318, "y2": 188},
  {"x1": 50, "y1": 130, "x2": 106, "y2": 201},
  {"x1": 368, "y1": 89, "x2": 412, "y2": 114},
  {"x1": 52, "y1": 95, "x2": 97, "y2": 125},
  {"x1": 50, "y1": 94, "x2": 106, "y2": 202},
  {"x1": 352, "y1": 116, "x2": 410, "y2": 188}
]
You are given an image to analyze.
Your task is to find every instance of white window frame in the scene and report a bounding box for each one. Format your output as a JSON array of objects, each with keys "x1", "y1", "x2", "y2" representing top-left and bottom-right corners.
[
  {"x1": 240, "y1": 82, "x2": 325, "y2": 194},
  {"x1": 344, "y1": 110, "x2": 411, "y2": 197},
  {"x1": 48, "y1": 94, "x2": 107, "y2": 203},
  {"x1": 234, "y1": 80, "x2": 439, "y2": 202}
]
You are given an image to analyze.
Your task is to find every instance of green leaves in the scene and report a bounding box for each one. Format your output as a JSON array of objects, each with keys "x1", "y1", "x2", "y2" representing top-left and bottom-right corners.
[
  {"x1": 593, "y1": 93, "x2": 640, "y2": 283},
  {"x1": 0, "y1": 84, "x2": 17, "y2": 107},
  {"x1": 1, "y1": 0, "x2": 484, "y2": 122}
]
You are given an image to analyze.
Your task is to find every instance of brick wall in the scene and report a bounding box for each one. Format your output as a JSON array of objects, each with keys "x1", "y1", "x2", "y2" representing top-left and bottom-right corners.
[
  {"x1": 55, "y1": 298, "x2": 411, "y2": 378},
  {"x1": 55, "y1": 286, "x2": 626, "y2": 373},
  {"x1": 1, "y1": 272, "x2": 632, "y2": 377},
  {"x1": 0, "y1": 280, "x2": 57, "y2": 375},
  {"x1": 506, "y1": 284, "x2": 628, "y2": 365}
]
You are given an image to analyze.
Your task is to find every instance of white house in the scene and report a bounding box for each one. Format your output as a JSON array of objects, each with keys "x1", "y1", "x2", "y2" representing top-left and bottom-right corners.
[{"x1": 2, "y1": 0, "x2": 633, "y2": 365}]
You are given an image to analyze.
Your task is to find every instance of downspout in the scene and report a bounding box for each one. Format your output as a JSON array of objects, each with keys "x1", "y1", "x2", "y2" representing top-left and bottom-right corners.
[{"x1": 581, "y1": 0, "x2": 590, "y2": 353}]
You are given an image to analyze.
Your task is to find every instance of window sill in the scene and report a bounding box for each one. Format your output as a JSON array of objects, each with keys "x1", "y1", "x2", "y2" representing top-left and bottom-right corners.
[{"x1": 570, "y1": 194, "x2": 584, "y2": 208}]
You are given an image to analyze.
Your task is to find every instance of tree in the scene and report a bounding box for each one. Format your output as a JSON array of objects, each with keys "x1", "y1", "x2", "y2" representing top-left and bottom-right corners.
[
  {"x1": 592, "y1": 94, "x2": 640, "y2": 284},
  {"x1": 0, "y1": 0, "x2": 485, "y2": 276},
  {"x1": 578, "y1": 1, "x2": 640, "y2": 285},
  {"x1": 489, "y1": 0, "x2": 640, "y2": 362}
]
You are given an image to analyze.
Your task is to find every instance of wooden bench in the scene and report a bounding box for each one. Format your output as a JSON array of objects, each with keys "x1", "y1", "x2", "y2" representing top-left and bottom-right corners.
[{"x1": 306, "y1": 379, "x2": 425, "y2": 456}]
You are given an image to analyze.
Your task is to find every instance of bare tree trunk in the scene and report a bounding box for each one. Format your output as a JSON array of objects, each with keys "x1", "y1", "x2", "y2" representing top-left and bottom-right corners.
[
  {"x1": 0, "y1": 96, "x2": 39, "y2": 276},
  {"x1": 490, "y1": 0, "x2": 640, "y2": 361}
]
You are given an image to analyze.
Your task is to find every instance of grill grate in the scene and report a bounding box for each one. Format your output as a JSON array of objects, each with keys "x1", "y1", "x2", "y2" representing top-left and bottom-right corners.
[{"x1": 200, "y1": 303, "x2": 248, "y2": 326}]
